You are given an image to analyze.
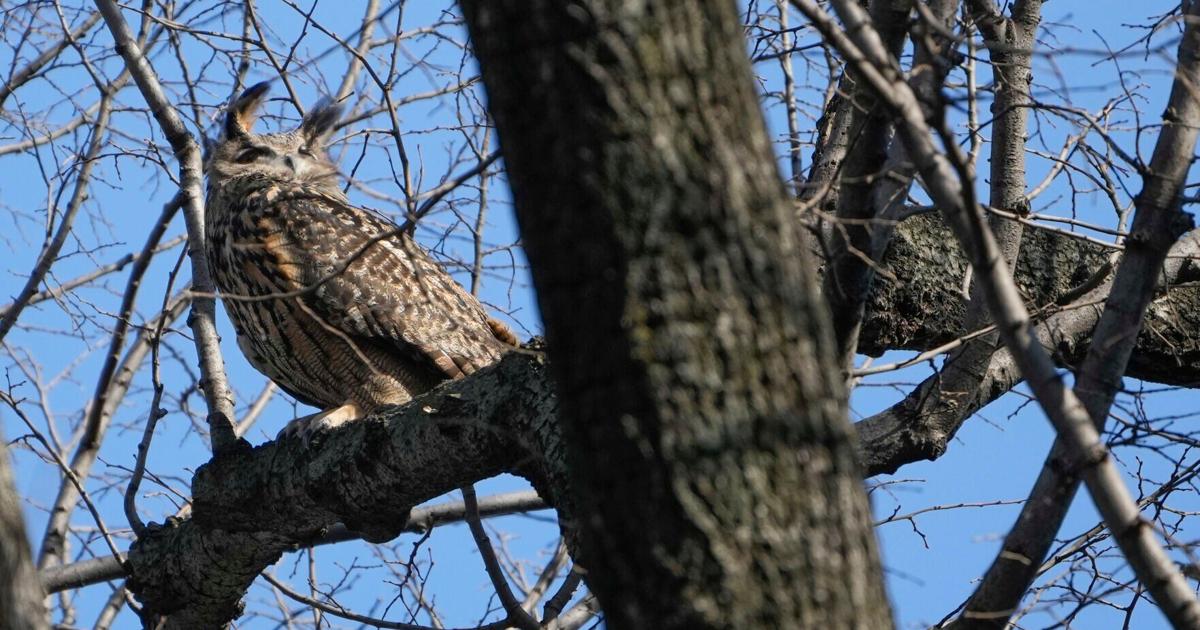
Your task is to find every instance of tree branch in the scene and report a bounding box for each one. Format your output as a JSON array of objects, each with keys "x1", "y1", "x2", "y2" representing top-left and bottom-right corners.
[
  {"x1": 945, "y1": 4, "x2": 1200, "y2": 624},
  {"x1": 820, "y1": 0, "x2": 911, "y2": 371},
  {"x1": 94, "y1": 0, "x2": 238, "y2": 453},
  {"x1": 40, "y1": 490, "x2": 547, "y2": 594},
  {"x1": 38, "y1": 196, "x2": 181, "y2": 570},
  {"x1": 860, "y1": 213, "x2": 1200, "y2": 387},
  {"x1": 118, "y1": 350, "x2": 563, "y2": 628},
  {"x1": 0, "y1": 91, "x2": 112, "y2": 346}
]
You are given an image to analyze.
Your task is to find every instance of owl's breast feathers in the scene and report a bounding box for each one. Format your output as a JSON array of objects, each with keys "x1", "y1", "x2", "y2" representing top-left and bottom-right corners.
[{"x1": 205, "y1": 180, "x2": 513, "y2": 411}]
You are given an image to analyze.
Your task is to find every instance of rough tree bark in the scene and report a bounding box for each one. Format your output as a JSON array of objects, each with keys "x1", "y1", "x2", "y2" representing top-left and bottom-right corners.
[
  {"x1": 463, "y1": 1, "x2": 892, "y2": 628},
  {"x1": 122, "y1": 350, "x2": 565, "y2": 628},
  {"x1": 864, "y1": 217, "x2": 1200, "y2": 380},
  {"x1": 821, "y1": 0, "x2": 912, "y2": 370},
  {"x1": 0, "y1": 429, "x2": 47, "y2": 630},
  {"x1": 857, "y1": 216, "x2": 1200, "y2": 474}
]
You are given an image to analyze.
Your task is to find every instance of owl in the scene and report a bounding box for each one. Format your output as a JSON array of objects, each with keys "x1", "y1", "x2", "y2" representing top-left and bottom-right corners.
[{"x1": 204, "y1": 82, "x2": 517, "y2": 440}]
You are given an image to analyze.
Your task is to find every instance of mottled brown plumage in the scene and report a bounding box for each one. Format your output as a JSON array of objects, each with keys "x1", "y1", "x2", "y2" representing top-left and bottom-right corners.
[{"x1": 205, "y1": 83, "x2": 515, "y2": 439}]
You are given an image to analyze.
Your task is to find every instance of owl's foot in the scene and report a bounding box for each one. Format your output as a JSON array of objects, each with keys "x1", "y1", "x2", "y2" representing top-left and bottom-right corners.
[{"x1": 278, "y1": 402, "x2": 365, "y2": 446}]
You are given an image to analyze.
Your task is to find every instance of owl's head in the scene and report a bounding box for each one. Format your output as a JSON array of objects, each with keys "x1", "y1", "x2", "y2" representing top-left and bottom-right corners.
[{"x1": 207, "y1": 82, "x2": 342, "y2": 189}]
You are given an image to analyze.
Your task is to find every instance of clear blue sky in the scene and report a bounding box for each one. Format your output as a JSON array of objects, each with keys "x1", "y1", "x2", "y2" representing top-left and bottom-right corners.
[{"x1": 1, "y1": 0, "x2": 1194, "y2": 628}]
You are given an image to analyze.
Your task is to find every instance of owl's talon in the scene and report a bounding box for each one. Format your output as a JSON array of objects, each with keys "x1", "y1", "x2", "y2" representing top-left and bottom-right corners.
[
  {"x1": 276, "y1": 415, "x2": 321, "y2": 447},
  {"x1": 277, "y1": 402, "x2": 363, "y2": 447}
]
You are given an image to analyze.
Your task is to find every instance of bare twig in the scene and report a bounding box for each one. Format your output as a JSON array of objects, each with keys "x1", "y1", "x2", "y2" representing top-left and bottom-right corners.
[
  {"x1": 0, "y1": 11, "x2": 102, "y2": 108},
  {"x1": 124, "y1": 245, "x2": 189, "y2": 535},
  {"x1": 37, "y1": 197, "x2": 180, "y2": 569},
  {"x1": 521, "y1": 539, "x2": 569, "y2": 613},
  {"x1": 0, "y1": 235, "x2": 185, "y2": 319},
  {"x1": 334, "y1": 0, "x2": 380, "y2": 102},
  {"x1": 2, "y1": 392, "x2": 124, "y2": 562},
  {"x1": 461, "y1": 484, "x2": 540, "y2": 630},
  {"x1": 262, "y1": 571, "x2": 509, "y2": 630},
  {"x1": 40, "y1": 490, "x2": 548, "y2": 593},
  {"x1": 0, "y1": 93, "x2": 112, "y2": 345}
]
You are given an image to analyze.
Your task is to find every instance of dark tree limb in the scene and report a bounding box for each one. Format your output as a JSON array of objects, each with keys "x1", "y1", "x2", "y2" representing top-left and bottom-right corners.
[
  {"x1": 864, "y1": 0, "x2": 959, "y2": 263},
  {"x1": 820, "y1": 0, "x2": 912, "y2": 370},
  {"x1": 856, "y1": 227, "x2": 1200, "y2": 476},
  {"x1": 122, "y1": 351, "x2": 563, "y2": 628},
  {"x1": 860, "y1": 214, "x2": 1200, "y2": 387}
]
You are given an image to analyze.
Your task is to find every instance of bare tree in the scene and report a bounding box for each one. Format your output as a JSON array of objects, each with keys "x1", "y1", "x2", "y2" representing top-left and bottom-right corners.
[{"x1": 3, "y1": 0, "x2": 1200, "y2": 628}]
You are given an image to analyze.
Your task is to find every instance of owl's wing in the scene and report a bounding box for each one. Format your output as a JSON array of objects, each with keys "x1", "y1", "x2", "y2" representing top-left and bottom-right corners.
[{"x1": 274, "y1": 194, "x2": 507, "y2": 381}]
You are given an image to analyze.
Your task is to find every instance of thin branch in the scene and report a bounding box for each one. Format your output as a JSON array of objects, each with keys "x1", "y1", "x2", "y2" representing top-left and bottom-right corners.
[
  {"x1": 334, "y1": 0, "x2": 380, "y2": 102},
  {"x1": 947, "y1": 3, "x2": 1200, "y2": 623},
  {"x1": 0, "y1": 92, "x2": 113, "y2": 345},
  {"x1": 37, "y1": 197, "x2": 181, "y2": 569},
  {"x1": 461, "y1": 484, "x2": 540, "y2": 630},
  {"x1": 40, "y1": 489, "x2": 548, "y2": 593},
  {"x1": 0, "y1": 235, "x2": 185, "y2": 319},
  {"x1": 94, "y1": 0, "x2": 239, "y2": 453},
  {"x1": 124, "y1": 243, "x2": 189, "y2": 536},
  {"x1": 521, "y1": 539, "x2": 569, "y2": 613},
  {"x1": 262, "y1": 571, "x2": 509, "y2": 630},
  {"x1": 2, "y1": 392, "x2": 124, "y2": 563},
  {"x1": 0, "y1": 11, "x2": 102, "y2": 108}
]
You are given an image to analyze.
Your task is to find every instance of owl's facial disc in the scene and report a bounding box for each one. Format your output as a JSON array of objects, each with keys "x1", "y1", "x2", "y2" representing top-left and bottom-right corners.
[
  {"x1": 210, "y1": 132, "x2": 338, "y2": 188},
  {"x1": 208, "y1": 86, "x2": 344, "y2": 190},
  {"x1": 231, "y1": 142, "x2": 323, "y2": 178}
]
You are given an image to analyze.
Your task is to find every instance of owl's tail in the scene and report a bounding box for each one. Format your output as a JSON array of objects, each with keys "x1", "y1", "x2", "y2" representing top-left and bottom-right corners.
[{"x1": 487, "y1": 317, "x2": 519, "y2": 347}]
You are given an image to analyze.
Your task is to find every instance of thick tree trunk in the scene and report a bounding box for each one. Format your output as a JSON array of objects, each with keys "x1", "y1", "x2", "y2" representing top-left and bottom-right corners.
[
  {"x1": 0, "y1": 430, "x2": 47, "y2": 630},
  {"x1": 463, "y1": 1, "x2": 892, "y2": 628}
]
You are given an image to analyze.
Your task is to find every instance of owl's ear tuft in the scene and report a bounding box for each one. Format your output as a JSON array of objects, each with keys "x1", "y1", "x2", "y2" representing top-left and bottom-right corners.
[
  {"x1": 225, "y1": 82, "x2": 271, "y2": 139},
  {"x1": 300, "y1": 97, "x2": 342, "y2": 147}
]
